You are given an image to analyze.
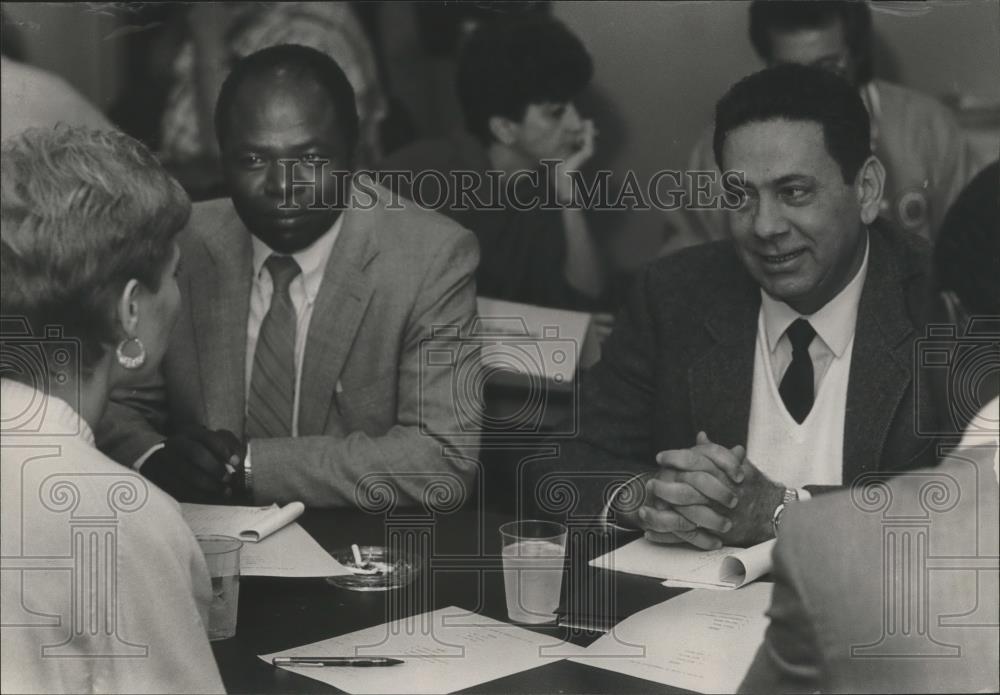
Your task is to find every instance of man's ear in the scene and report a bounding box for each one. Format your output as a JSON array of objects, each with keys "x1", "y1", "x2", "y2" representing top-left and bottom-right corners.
[
  {"x1": 856, "y1": 155, "x2": 886, "y2": 225},
  {"x1": 488, "y1": 115, "x2": 520, "y2": 147},
  {"x1": 116, "y1": 279, "x2": 142, "y2": 338}
]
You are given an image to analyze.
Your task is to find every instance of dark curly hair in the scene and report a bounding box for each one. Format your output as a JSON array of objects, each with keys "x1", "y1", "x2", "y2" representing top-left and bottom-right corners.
[
  {"x1": 457, "y1": 14, "x2": 593, "y2": 144},
  {"x1": 2, "y1": 127, "x2": 190, "y2": 373}
]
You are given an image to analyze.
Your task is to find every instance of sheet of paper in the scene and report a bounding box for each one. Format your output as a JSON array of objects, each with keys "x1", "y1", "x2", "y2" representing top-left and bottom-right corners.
[
  {"x1": 181, "y1": 501, "x2": 305, "y2": 541},
  {"x1": 261, "y1": 606, "x2": 585, "y2": 694},
  {"x1": 476, "y1": 297, "x2": 592, "y2": 383},
  {"x1": 239, "y1": 522, "x2": 350, "y2": 577},
  {"x1": 589, "y1": 537, "x2": 775, "y2": 589},
  {"x1": 570, "y1": 583, "x2": 773, "y2": 694}
]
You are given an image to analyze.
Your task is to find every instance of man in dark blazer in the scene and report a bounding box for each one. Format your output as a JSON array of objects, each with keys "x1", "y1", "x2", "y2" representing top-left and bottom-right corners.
[
  {"x1": 739, "y1": 159, "x2": 1000, "y2": 694},
  {"x1": 98, "y1": 45, "x2": 482, "y2": 508},
  {"x1": 530, "y1": 64, "x2": 941, "y2": 548}
]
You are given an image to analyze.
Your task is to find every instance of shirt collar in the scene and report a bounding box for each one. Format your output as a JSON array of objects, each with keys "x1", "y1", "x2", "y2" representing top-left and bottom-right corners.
[
  {"x1": 251, "y1": 213, "x2": 344, "y2": 304},
  {"x1": 761, "y1": 234, "x2": 870, "y2": 358},
  {"x1": 1, "y1": 378, "x2": 95, "y2": 446}
]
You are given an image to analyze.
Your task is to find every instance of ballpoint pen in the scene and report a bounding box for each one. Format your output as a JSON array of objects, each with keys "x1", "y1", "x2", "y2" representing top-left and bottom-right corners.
[{"x1": 272, "y1": 657, "x2": 404, "y2": 667}]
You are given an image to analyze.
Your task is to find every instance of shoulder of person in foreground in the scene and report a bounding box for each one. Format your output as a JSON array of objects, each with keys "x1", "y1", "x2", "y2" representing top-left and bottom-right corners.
[
  {"x1": 742, "y1": 447, "x2": 999, "y2": 694},
  {"x1": 1, "y1": 436, "x2": 224, "y2": 693}
]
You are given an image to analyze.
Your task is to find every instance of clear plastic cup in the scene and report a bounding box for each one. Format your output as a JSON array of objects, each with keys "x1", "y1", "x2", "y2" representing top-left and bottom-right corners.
[
  {"x1": 499, "y1": 520, "x2": 567, "y2": 624},
  {"x1": 196, "y1": 535, "x2": 242, "y2": 640}
]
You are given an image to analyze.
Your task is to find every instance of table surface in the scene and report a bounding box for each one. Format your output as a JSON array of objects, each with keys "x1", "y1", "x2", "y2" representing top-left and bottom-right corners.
[{"x1": 212, "y1": 508, "x2": 696, "y2": 694}]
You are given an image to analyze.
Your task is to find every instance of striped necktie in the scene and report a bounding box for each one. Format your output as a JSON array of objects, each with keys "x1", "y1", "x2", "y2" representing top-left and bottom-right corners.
[{"x1": 246, "y1": 255, "x2": 301, "y2": 439}]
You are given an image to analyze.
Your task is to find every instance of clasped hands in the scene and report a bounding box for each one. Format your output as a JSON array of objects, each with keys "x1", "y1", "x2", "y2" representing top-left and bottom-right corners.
[
  {"x1": 141, "y1": 425, "x2": 247, "y2": 504},
  {"x1": 636, "y1": 432, "x2": 785, "y2": 549}
]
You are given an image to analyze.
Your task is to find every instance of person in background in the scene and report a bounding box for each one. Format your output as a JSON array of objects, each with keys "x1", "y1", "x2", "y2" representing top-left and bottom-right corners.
[
  {"x1": 1, "y1": 127, "x2": 224, "y2": 693},
  {"x1": 668, "y1": 0, "x2": 982, "y2": 253},
  {"x1": 99, "y1": 45, "x2": 481, "y2": 509},
  {"x1": 160, "y1": 2, "x2": 387, "y2": 197},
  {"x1": 739, "y1": 161, "x2": 999, "y2": 695},
  {"x1": 379, "y1": 13, "x2": 609, "y2": 315}
]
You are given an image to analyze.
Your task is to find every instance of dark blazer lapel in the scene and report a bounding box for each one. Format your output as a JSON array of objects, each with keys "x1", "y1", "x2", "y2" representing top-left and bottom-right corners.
[
  {"x1": 189, "y1": 206, "x2": 252, "y2": 436},
  {"x1": 843, "y1": 228, "x2": 917, "y2": 482},
  {"x1": 297, "y1": 186, "x2": 378, "y2": 436},
  {"x1": 688, "y1": 273, "x2": 761, "y2": 449}
]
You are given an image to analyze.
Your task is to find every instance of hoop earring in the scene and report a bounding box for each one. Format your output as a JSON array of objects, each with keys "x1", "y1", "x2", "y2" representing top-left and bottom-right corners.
[{"x1": 116, "y1": 337, "x2": 146, "y2": 370}]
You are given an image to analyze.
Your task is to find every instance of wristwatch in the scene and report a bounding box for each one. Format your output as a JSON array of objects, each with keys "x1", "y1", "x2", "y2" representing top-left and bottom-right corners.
[{"x1": 771, "y1": 488, "x2": 799, "y2": 537}]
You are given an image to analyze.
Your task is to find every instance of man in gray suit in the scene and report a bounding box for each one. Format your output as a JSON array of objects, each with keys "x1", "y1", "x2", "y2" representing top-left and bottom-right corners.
[
  {"x1": 99, "y1": 45, "x2": 482, "y2": 508},
  {"x1": 531, "y1": 64, "x2": 942, "y2": 547}
]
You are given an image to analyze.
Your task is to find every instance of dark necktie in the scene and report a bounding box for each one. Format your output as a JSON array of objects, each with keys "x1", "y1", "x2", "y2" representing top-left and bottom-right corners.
[
  {"x1": 779, "y1": 318, "x2": 816, "y2": 424},
  {"x1": 246, "y1": 255, "x2": 301, "y2": 439}
]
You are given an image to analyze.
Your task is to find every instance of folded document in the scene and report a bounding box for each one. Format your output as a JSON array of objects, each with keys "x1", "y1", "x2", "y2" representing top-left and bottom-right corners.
[
  {"x1": 180, "y1": 502, "x2": 349, "y2": 578},
  {"x1": 589, "y1": 537, "x2": 775, "y2": 589},
  {"x1": 181, "y1": 501, "x2": 305, "y2": 541}
]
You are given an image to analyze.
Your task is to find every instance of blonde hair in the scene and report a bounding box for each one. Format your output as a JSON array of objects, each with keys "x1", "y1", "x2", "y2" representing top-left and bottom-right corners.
[{"x1": 1, "y1": 126, "x2": 190, "y2": 370}]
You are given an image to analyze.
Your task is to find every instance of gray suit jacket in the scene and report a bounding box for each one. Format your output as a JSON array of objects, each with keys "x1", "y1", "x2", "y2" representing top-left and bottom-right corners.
[
  {"x1": 529, "y1": 222, "x2": 941, "y2": 519},
  {"x1": 99, "y1": 181, "x2": 482, "y2": 508},
  {"x1": 740, "y1": 448, "x2": 999, "y2": 693}
]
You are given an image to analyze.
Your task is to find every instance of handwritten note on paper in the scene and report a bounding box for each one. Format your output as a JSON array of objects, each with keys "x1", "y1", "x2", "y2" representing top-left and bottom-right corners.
[
  {"x1": 181, "y1": 502, "x2": 305, "y2": 541},
  {"x1": 261, "y1": 606, "x2": 584, "y2": 694},
  {"x1": 589, "y1": 537, "x2": 775, "y2": 589},
  {"x1": 570, "y1": 583, "x2": 773, "y2": 694}
]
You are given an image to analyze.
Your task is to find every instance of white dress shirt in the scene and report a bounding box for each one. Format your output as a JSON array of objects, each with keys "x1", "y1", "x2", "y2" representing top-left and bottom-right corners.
[
  {"x1": 246, "y1": 214, "x2": 343, "y2": 436},
  {"x1": 604, "y1": 238, "x2": 871, "y2": 527},
  {"x1": 749, "y1": 237, "x2": 870, "y2": 497},
  {"x1": 133, "y1": 214, "x2": 345, "y2": 472},
  {"x1": 759, "y1": 238, "x2": 870, "y2": 395},
  {"x1": 1, "y1": 379, "x2": 225, "y2": 693}
]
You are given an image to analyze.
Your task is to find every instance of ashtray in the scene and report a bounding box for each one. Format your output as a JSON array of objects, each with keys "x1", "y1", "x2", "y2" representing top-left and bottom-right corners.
[{"x1": 324, "y1": 546, "x2": 420, "y2": 592}]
